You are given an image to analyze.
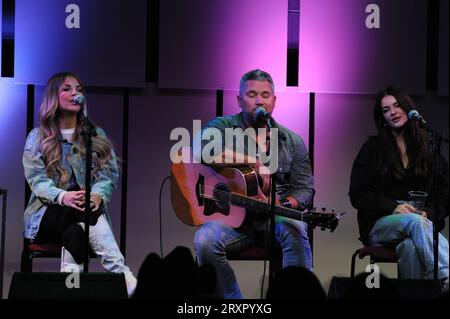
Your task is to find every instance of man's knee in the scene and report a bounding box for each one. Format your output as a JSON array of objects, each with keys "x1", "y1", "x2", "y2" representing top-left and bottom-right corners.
[
  {"x1": 276, "y1": 219, "x2": 308, "y2": 239},
  {"x1": 194, "y1": 221, "x2": 228, "y2": 259},
  {"x1": 195, "y1": 222, "x2": 219, "y2": 250}
]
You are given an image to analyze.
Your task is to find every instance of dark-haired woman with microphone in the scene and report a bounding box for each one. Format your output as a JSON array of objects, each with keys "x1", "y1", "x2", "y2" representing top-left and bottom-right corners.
[
  {"x1": 23, "y1": 72, "x2": 137, "y2": 296},
  {"x1": 349, "y1": 86, "x2": 448, "y2": 290}
]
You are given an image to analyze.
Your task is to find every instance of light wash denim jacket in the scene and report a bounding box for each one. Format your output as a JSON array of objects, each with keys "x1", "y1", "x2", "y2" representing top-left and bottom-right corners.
[{"x1": 23, "y1": 127, "x2": 119, "y2": 239}]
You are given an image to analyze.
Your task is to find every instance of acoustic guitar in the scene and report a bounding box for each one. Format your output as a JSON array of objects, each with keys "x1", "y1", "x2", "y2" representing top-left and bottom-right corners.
[{"x1": 171, "y1": 148, "x2": 341, "y2": 231}]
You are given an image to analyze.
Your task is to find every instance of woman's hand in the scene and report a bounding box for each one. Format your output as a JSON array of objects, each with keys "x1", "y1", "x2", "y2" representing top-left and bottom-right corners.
[
  {"x1": 62, "y1": 191, "x2": 102, "y2": 212},
  {"x1": 393, "y1": 204, "x2": 428, "y2": 218},
  {"x1": 393, "y1": 203, "x2": 417, "y2": 214},
  {"x1": 90, "y1": 194, "x2": 103, "y2": 212},
  {"x1": 62, "y1": 190, "x2": 85, "y2": 211},
  {"x1": 418, "y1": 211, "x2": 428, "y2": 218}
]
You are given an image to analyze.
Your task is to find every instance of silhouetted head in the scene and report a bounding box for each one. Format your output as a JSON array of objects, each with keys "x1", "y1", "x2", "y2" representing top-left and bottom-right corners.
[
  {"x1": 132, "y1": 253, "x2": 163, "y2": 299},
  {"x1": 267, "y1": 267, "x2": 326, "y2": 299}
]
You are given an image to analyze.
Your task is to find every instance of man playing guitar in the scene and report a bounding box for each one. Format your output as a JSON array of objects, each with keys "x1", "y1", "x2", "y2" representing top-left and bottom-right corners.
[{"x1": 182, "y1": 69, "x2": 316, "y2": 299}]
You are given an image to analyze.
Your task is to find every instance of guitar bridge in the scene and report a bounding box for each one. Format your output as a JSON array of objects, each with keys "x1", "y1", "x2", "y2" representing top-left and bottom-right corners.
[{"x1": 195, "y1": 174, "x2": 205, "y2": 206}]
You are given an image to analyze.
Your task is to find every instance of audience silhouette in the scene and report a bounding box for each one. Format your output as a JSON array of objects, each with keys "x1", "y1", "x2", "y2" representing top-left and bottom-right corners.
[
  {"x1": 133, "y1": 247, "x2": 445, "y2": 300},
  {"x1": 267, "y1": 266, "x2": 326, "y2": 299},
  {"x1": 132, "y1": 246, "x2": 218, "y2": 299}
]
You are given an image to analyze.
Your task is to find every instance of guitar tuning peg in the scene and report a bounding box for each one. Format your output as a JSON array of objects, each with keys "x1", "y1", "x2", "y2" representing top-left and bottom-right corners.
[
  {"x1": 321, "y1": 207, "x2": 326, "y2": 212},
  {"x1": 313, "y1": 206, "x2": 317, "y2": 211},
  {"x1": 321, "y1": 227, "x2": 325, "y2": 231}
]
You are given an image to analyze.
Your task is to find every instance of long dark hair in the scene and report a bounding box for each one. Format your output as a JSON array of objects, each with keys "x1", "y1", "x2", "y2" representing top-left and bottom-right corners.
[{"x1": 373, "y1": 86, "x2": 429, "y2": 178}]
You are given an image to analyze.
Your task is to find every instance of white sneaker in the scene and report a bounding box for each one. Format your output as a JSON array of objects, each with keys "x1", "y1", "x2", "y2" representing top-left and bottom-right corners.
[
  {"x1": 124, "y1": 272, "x2": 137, "y2": 298},
  {"x1": 60, "y1": 247, "x2": 83, "y2": 272}
]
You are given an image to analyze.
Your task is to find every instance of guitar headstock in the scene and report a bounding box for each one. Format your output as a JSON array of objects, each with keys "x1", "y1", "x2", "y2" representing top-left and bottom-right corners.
[{"x1": 303, "y1": 207, "x2": 346, "y2": 232}]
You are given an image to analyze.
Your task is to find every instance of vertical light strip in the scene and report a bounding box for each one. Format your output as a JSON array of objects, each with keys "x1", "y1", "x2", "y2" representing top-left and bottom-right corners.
[{"x1": 1, "y1": 0, "x2": 14, "y2": 77}]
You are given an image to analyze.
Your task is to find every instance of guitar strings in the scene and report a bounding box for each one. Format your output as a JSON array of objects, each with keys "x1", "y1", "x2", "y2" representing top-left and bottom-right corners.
[
  {"x1": 196, "y1": 185, "x2": 336, "y2": 227},
  {"x1": 199, "y1": 184, "x2": 267, "y2": 206},
  {"x1": 199, "y1": 186, "x2": 313, "y2": 224},
  {"x1": 198, "y1": 184, "x2": 334, "y2": 218},
  {"x1": 198, "y1": 184, "x2": 289, "y2": 213}
]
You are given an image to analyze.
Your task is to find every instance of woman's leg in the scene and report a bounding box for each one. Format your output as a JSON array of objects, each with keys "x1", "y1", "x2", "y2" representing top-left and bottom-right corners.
[
  {"x1": 34, "y1": 205, "x2": 83, "y2": 271},
  {"x1": 395, "y1": 238, "x2": 426, "y2": 279},
  {"x1": 82, "y1": 214, "x2": 137, "y2": 296},
  {"x1": 369, "y1": 213, "x2": 449, "y2": 280}
]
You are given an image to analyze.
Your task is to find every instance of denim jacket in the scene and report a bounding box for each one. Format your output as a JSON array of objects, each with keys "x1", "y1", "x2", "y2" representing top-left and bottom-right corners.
[
  {"x1": 198, "y1": 113, "x2": 315, "y2": 211},
  {"x1": 23, "y1": 126, "x2": 119, "y2": 239}
]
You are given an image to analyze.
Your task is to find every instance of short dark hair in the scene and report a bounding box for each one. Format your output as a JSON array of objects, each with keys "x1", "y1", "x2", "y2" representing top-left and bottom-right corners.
[{"x1": 239, "y1": 69, "x2": 274, "y2": 96}]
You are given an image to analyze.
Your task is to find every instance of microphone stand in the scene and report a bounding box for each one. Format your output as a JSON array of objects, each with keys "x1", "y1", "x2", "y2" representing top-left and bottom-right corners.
[
  {"x1": 0, "y1": 188, "x2": 7, "y2": 299},
  {"x1": 264, "y1": 119, "x2": 277, "y2": 290},
  {"x1": 268, "y1": 164, "x2": 277, "y2": 290},
  {"x1": 81, "y1": 112, "x2": 97, "y2": 273},
  {"x1": 420, "y1": 121, "x2": 449, "y2": 280}
]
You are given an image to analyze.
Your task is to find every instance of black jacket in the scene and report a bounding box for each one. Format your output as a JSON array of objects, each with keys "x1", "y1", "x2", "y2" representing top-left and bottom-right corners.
[{"x1": 349, "y1": 137, "x2": 449, "y2": 244}]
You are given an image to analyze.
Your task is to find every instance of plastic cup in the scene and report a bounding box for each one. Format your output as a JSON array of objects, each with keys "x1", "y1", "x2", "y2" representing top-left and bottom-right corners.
[{"x1": 408, "y1": 190, "x2": 428, "y2": 212}]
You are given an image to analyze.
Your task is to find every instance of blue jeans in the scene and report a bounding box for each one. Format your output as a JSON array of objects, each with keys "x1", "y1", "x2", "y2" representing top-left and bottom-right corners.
[
  {"x1": 369, "y1": 213, "x2": 449, "y2": 280},
  {"x1": 194, "y1": 217, "x2": 312, "y2": 299}
]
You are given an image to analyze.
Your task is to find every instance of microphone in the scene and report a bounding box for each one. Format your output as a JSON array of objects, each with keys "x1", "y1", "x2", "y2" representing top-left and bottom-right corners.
[
  {"x1": 255, "y1": 106, "x2": 270, "y2": 121},
  {"x1": 408, "y1": 109, "x2": 426, "y2": 125},
  {"x1": 73, "y1": 94, "x2": 84, "y2": 106},
  {"x1": 73, "y1": 94, "x2": 87, "y2": 117}
]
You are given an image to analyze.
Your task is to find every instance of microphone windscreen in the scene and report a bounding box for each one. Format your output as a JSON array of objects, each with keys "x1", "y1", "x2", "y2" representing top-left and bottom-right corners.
[
  {"x1": 255, "y1": 106, "x2": 269, "y2": 119},
  {"x1": 74, "y1": 94, "x2": 85, "y2": 106},
  {"x1": 408, "y1": 110, "x2": 419, "y2": 120}
]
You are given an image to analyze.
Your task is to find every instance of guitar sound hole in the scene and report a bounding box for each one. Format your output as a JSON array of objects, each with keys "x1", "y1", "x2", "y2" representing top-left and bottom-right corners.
[{"x1": 214, "y1": 184, "x2": 230, "y2": 209}]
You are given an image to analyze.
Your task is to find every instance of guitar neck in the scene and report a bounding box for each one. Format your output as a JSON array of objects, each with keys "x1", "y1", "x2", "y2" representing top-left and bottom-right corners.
[{"x1": 230, "y1": 193, "x2": 307, "y2": 222}]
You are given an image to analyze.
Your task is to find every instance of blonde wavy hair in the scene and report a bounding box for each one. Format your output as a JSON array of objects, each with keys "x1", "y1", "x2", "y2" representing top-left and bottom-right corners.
[{"x1": 38, "y1": 72, "x2": 115, "y2": 187}]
